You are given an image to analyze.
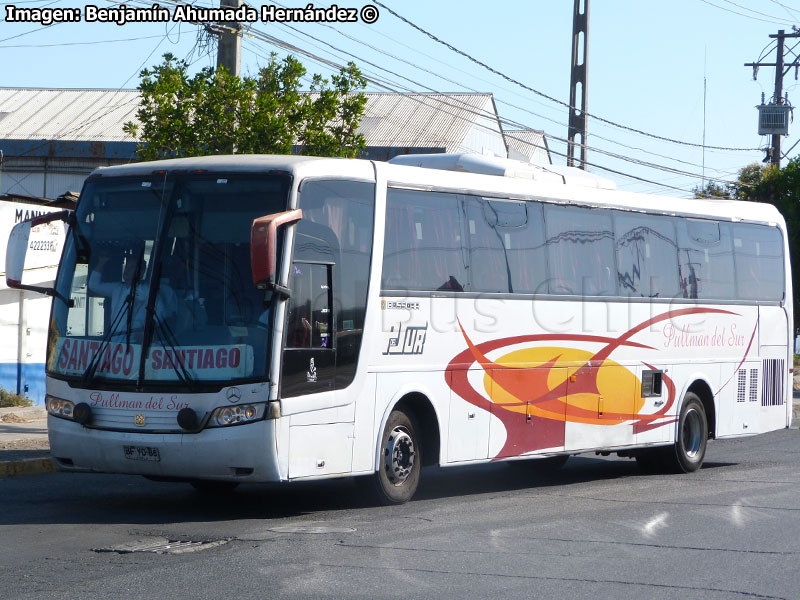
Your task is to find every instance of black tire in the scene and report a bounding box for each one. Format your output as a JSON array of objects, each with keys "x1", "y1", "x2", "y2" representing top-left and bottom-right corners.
[
  {"x1": 664, "y1": 392, "x2": 708, "y2": 473},
  {"x1": 371, "y1": 409, "x2": 421, "y2": 505},
  {"x1": 189, "y1": 480, "x2": 240, "y2": 494}
]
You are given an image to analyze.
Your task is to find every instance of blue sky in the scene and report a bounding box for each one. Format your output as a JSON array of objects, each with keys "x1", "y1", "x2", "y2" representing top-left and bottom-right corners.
[{"x1": 2, "y1": 0, "x2": 799, "y2": 197}]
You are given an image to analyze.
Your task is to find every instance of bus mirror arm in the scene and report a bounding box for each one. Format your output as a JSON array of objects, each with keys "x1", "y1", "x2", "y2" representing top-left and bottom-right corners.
[
  {"x1": 251, "y1": 209, "x2": 303, "y2": 293},
  {"x1": 269, "y1": 284, "x2": 292, "y2": 300}
]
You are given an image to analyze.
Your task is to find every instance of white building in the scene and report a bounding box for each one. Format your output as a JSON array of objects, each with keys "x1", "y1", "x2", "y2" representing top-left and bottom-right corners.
[{"x1": 0, "y1": 195, "x2": 67, "y2": 403}]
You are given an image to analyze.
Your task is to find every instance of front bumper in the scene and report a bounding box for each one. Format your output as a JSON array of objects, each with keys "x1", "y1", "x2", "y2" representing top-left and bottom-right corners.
[{"x1": 48, "y1": 415, "x2": 281, "y2": 482}]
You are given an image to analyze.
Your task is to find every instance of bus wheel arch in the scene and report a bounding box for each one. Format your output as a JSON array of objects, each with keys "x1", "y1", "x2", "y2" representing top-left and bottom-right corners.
[
  {"x1": 391, "y1": 392, "x2": 441, "y2": 468},
  {"x1": 686, "y1": 379, "x2": 716, "y2": 440},
  {"x1": 369, "y1": 391, "x2": 441, "y2": 505}
]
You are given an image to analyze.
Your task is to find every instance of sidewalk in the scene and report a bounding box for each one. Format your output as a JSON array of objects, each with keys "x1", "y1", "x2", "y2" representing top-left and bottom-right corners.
[{"x1": 0, "y1": 406, "x2": 53, "y2": 478}]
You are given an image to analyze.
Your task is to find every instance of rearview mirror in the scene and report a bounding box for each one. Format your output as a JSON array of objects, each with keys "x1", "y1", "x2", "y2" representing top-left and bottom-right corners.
[
  {"x1": 6, "y1": 210, "x2": 72, "y2": 305},
  {"x1": 251, "y1": 209, "x2": 303, "y2": 297}
]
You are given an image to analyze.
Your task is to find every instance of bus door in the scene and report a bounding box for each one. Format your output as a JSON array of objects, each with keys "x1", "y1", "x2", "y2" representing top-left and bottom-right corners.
[
  {"x1": 281, "y1": 224, "x2": 338, "y2": 398},
  {"x1": 281, "y1": 260, "x2": 335, "y2": 396}
]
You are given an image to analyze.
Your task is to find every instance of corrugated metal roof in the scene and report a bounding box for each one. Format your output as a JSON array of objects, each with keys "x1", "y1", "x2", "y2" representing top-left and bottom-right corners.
[
  {"x1": 357, "y1": 93, "x2": 497, "y2": 150},
  {"x1": 0, "y1": 88, "x2": 140, "y2": 142},
  {"x1": 504, "y1": 129, "x2": 551, "y2": 164},
  {"x1": 0, "y1": 88, "x2": 498, "y2": 151}
]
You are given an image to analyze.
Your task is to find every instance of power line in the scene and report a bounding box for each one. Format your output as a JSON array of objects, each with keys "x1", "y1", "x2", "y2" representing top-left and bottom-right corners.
[
  {"x1": 713, "y1": 0, "x2": 797, "y2": 22},
  {"x1": 0, "y1": 34, "x2": 168, "y2": 49},
  {"x1": 697, "y1": 0, "x2": 795, "y2": 24},
  {"x1": 767, "y1": 0, "x2": 800, "y2": 19},
  {"x1": 0, "y1": 22, "x2": 64, "y2": 44},
  {"x1": 105, "y1": 0, "x2": 760, "y2": 178},
  {"x1": 240, "y1": 26, "x2": 734, "y2": 193},
  {"x1": 119, "y1": 30, "x2": 173, "y2": 88},
  {"x1": 372, "y1": 0, "x2": 762, "y2": 152},
  {"x1": 167, "y1": 0, "x2": 728, "y2": 188},
  {"x1": 5, "y1": 0, "x2": 739, "y2": 195},
  {"x1": 186, "y1": 1, "x2": 753, "y2": 190},
  {"x1": 241, "y1": 14, "x2": 749, "y2": 187},
  {"x1": 270, "y1": 2, "x2": 744, "y2": 176}
]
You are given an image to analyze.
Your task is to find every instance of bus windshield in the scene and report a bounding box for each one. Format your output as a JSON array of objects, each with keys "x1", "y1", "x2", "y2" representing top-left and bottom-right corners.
[{"x1": 49, "y1": 172, "x2": 291, "y2": 387}]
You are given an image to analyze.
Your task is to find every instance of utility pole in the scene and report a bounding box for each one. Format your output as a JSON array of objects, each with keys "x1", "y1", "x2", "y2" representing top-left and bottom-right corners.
[
  {"x1": 567, "y1": 0, "x2": 589, "y2": 170},
  {"x1": 744, "y1": 29, "x2": 800, "y2": 168},
  {"x1": 216, "y1": 0, "x2": 242, "y2": 76}
]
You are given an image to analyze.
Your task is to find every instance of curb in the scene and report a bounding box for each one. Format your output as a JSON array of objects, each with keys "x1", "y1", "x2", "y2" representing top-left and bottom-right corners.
[
  {"x1": 0, "y1": 406, "x2": 46, "y2": 420},
  {"x1": 0, "y1": 457, "x2": 55, "y2": 479}
]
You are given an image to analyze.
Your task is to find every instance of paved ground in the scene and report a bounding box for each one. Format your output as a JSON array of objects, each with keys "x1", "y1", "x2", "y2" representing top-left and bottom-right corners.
[
  {"x1": 1, "y1": 428, "x2": 799, "y2": 599},
  {"x1": 2, "y1": 390, "x2": 800, "y2": 477}
]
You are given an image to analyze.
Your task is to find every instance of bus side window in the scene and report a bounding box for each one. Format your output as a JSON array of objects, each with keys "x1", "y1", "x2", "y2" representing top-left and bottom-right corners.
[
  {"x1": 676, "y1": 219, "x2": 735, "y2": 300},
  {"x1": 732, "y1": 223, "x2": 784, "y2": 301},
  {"x1": 465, "y1": 197, "x2": 548, "y2": 294},
  {"x1": 544, "y1": 204, "x2": 616, "y2": 296},
  {"x1": 383, "y1": 189, "x2": 466, "y2": 292},
  {"x1": 615, "y1": 213, "x2": 679, "y2": 298}
]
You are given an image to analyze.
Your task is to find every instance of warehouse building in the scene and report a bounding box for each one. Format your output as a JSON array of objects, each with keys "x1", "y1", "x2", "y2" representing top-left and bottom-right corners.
[{"x1": 0, "y1": 87, "x2": 548, "y2": 199}]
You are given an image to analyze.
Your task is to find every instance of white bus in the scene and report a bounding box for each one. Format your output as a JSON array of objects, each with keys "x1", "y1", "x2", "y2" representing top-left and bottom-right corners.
[{"x1": 5, "y1": 154, "x2": 792, "y2": 503}]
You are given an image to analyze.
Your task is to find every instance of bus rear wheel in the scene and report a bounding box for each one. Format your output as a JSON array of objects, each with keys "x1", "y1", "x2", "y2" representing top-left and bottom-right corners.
[
  {"x1": 665, "y1": 392, "x2": 708, "y2": 473},
  {"x1": 371, "y1": 409, "x2": 421, "y2": 505}
]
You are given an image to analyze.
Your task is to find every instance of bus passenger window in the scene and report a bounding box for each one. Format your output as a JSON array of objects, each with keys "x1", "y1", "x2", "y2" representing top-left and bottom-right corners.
[
  {"x1": 383, "y1": 189, "x2": 466, "y2": 292},
  {"x1": 732, "y1": 223, "x2": 784, "y2": 301},
  {"x1": 467, "y1": 198, "x2": 547, "y2": 294},
  {"x1": 676, "y1": 219, "x2": 735, "y2": 300},
  {"x1": 544, "y1": 205, "x2": 616, "y2": 296},
  {"x1": 615, "y1": 213, "x2": 679, "y2": 298}
]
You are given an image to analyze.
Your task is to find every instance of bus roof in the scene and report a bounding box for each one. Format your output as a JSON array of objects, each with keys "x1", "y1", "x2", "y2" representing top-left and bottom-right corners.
[{"x1": 90, "y1": 154, "x2": 784, "y2": 228}]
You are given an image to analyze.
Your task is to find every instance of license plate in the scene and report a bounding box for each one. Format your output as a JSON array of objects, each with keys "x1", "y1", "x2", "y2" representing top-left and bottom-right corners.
[{"x1": 123, "y1": 446, "x2": 161, "y2": 462}]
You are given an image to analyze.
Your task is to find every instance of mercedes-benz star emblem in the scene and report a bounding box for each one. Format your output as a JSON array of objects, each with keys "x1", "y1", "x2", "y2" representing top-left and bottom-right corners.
[{"x1": 226, "y1": 387, "x2": 241, "y2": 403}]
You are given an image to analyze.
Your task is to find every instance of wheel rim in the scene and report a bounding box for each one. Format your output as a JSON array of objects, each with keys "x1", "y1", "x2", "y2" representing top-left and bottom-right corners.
[
  {"x1": 682, "y1": 407, "x2": 704, "y2": 459},
  {"x1": 384, "y1": 426, "x2": 415, "y2": 485}
]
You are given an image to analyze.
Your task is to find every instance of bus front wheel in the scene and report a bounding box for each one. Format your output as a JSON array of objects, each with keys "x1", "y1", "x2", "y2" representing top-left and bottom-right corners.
[
  {"x1": 372, "y1": 409, "x2": 421, "y2": 505},
  {"x1": 666, "y1": 392, "x2": 708, "y2": 473}
]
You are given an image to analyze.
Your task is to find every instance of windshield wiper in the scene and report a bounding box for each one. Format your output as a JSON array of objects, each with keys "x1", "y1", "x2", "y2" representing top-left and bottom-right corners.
[
  {"x1": 150, "y1": 311, "x2": 197, "y2": 390},
  {"x1": 124, "y1": 247, "x2": 146, "y2": 348},
  {"x1": 82, "y1": 249, "x2": 145, "y2": 384},
  {"x1": 81, "y1": 292, "x2": 134, "y2": 384}
]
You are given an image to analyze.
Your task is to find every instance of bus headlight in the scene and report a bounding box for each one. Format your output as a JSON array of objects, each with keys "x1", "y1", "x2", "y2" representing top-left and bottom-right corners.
[
  {"x1": 208, "y1": 403, "x2": 266, "y2": 427},
  {"x1": 46, "y1": 395, "x2": 74, "y2": 420}
]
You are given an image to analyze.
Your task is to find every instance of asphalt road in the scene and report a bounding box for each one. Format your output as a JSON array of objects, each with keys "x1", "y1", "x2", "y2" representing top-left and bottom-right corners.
[{"x1": 2, "y1": 429, "x2": 799, "y2": 600}]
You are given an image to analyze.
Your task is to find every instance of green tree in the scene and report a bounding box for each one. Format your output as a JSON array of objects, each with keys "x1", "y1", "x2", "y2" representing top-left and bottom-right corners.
[
  {"x1": 693, "y1": 181, "x2": 734, "y2": 199},
  {"x1": 123, "y1": 53, "x2": 367, "y2": 160},
  {"x1": 731, "y1": 160, "x2": 800, "y2": 325}
]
